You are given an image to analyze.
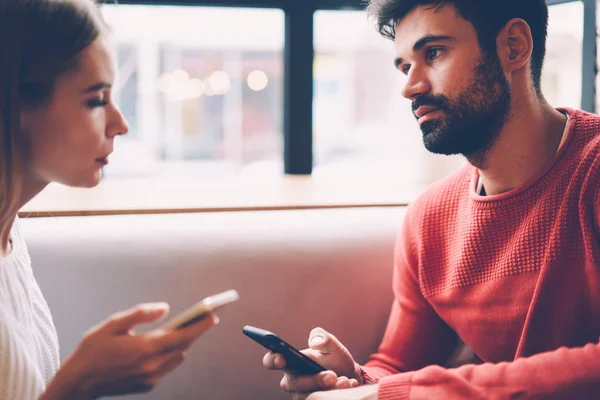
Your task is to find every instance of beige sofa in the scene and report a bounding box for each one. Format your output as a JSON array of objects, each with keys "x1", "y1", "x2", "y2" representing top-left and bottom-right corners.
[{"x1": 21, "y1": 206, "x2": 405, "y2": 400}]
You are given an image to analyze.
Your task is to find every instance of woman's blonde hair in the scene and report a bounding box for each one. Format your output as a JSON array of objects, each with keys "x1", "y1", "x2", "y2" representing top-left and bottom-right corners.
[{"x1": 0, "y1": 0, "x2": 105, "y2": 226}]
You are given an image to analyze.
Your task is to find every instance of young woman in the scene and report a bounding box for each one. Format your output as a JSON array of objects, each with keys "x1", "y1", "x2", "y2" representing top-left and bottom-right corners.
[{"x1": 0, "y1": 1, "x2": 218, "y2": 398}]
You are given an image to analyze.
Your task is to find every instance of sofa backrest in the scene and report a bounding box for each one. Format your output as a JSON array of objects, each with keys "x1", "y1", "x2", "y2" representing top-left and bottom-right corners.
[{"x1": 21, "y1": 206, "x2": 405, "y2": 400}]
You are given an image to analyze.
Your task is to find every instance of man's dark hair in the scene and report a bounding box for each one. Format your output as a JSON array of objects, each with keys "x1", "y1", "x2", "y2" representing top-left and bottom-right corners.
[{"x1": 366, "y1": 0, "x2": 549, "y2": 94}]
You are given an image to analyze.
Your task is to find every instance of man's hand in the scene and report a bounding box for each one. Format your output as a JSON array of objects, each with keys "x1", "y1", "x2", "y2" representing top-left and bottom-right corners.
[
  {"x1": 263, "y1": 328, "x2": 364, "y2": 399},
  {"x1": 306, "y1": 384, "x2": 379, "y2": 400}
]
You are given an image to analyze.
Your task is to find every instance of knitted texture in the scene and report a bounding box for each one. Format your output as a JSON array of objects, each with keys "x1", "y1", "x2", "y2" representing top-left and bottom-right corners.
[
  {"x1": 363, "y1": 109, "x2": 600, "y2": 398},
  {"x1": 0, "y1": 218, "x2": 60, "y2": 399}
]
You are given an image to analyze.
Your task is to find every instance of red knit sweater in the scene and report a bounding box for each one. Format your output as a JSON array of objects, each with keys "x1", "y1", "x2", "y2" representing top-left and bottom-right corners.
[{"x1": 362, "y1": 108, "x2": 600, "y2": 399}]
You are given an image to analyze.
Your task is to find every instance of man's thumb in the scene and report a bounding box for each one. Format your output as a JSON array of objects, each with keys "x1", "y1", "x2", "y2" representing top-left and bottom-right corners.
[
  {"x1": 105, "y1": 302, "x2": 170, "y2": 334},
  {"x1": 308, "y1": 327, "x2": 343, "y2": 353}
]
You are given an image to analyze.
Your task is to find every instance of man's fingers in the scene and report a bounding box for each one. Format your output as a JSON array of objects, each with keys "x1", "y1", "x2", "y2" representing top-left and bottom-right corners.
[
  {"x1": 281, "y1": 370, "x2": 338, "y2": 393},
  {"x1": 333, "y1": 376, "x2": 351, "y2": 390},
  {"x1": 263, "y1": 352, "x2": 287, "y2": 370}
]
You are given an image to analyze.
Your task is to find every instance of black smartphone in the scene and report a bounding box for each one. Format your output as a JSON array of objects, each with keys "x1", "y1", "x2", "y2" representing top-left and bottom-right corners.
[{"x1": 242, "y1": 325, "x2": 327, "y2": 375}]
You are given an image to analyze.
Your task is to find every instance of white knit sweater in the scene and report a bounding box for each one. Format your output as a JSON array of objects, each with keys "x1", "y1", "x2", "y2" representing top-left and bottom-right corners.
[{"x1": 0, "y1": 218, "x2": 60, "y2": 399}]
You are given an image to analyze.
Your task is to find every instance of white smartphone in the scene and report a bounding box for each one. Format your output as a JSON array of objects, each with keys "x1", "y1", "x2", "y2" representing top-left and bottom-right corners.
[{"x1": 162, "y1": 289, "x2": 239, "y2": 330}]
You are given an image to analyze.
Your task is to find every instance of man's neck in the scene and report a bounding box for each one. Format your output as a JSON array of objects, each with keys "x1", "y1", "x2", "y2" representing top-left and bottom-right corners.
[{"x1": 475, "y1": 99, "x2": 568, "y2": 196}]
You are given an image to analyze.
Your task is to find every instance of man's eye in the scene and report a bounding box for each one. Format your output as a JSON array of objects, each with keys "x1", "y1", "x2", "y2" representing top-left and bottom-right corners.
[
  {"x1": 402, "y1": 65, "x2": 411, "y2": 75},
  {"x1": 427, "y1": 48, "x2": 443, "y2": 60}
]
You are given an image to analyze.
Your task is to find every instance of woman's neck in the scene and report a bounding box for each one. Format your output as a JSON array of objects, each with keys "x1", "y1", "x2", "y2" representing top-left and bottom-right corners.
[
  {"x1": 0, "y1": 173, "x2": 48, "y2": 257},
  {"x1": 0, "y1": 228, "x2": 13, "y2": 258}
]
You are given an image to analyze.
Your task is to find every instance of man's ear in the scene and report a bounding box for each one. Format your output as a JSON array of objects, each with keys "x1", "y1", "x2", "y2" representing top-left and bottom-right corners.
[{"x1": 496, "y1": 18, "x2": 533, "y2": 74}]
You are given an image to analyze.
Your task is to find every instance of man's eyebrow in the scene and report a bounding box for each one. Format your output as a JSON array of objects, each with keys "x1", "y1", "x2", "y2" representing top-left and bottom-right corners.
[{"x1": 394, "y1": 35, "x2": 455, "y2": 68}]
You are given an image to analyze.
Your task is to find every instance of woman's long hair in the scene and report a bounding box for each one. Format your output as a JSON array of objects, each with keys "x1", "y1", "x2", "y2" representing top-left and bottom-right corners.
[{"x1": 0, "y1": 0, "x2": 105, "y2": 227}]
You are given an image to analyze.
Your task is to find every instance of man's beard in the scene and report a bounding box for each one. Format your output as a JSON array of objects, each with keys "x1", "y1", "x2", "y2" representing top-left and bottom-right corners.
[{"x1": 412, "y1": 52, "x2": 511, "y2": 165}]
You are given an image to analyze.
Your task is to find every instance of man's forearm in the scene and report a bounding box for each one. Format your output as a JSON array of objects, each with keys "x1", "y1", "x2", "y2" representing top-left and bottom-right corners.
[{"x1": 376, "y1": 340, "x2": 600, "y2": 400}]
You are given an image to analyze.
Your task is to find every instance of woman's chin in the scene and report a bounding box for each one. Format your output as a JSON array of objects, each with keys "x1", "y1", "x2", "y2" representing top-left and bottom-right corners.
[
  {"x1": 83, "y1": 171, "x2": 103, "y2": 188},
  {"x1": 58, "y1": 171, "x2": 103, "y2": 189}
]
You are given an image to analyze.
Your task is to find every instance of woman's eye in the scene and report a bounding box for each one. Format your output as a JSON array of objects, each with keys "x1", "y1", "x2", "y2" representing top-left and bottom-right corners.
[
  {"x1": 402, "y1": 65, "x2": 410, "y2": 75},
  {"x1": 87, "y1": 98, "x2": 108, "y2": 108}
]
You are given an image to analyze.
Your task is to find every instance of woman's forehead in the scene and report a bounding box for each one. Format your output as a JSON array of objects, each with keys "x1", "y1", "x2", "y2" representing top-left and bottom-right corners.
[{"x1": 59, "y1": 37, "x2": 116, "y2": 91}]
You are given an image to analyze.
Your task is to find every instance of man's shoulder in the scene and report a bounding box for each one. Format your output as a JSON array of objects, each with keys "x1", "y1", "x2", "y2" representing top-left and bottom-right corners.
[
  {"x1": 407, "y1": 163, "x2": 473, "y2": 219},
  {"x1": 568, "y1": 108, "x2": 600, "y2": 147},
  {"x1": 570, "y1": 108, "x2": 600, "y2": 126},
  {"x1": 565, "y1": 108, "x2": 600, "y2": 178}
]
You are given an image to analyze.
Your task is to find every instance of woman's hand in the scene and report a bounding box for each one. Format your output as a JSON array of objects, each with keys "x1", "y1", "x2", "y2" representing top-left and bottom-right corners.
[{"x1": 41, "y1": 302, "x2": 218, "y2": 400}]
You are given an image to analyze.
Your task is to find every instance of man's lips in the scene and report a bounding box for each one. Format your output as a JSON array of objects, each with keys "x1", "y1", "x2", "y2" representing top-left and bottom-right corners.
[{"x1": 414, "y1": 105, "x2": 441, "y2": 119}]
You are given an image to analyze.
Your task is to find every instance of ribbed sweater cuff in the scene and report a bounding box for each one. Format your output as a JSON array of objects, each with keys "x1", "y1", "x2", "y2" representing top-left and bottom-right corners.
[
  {"x1": 359, "y1": 367, "x2": 379, "y2": 385},
  {"x1": 377, "y1": 373, "x2": 413, "y2": 400}
]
